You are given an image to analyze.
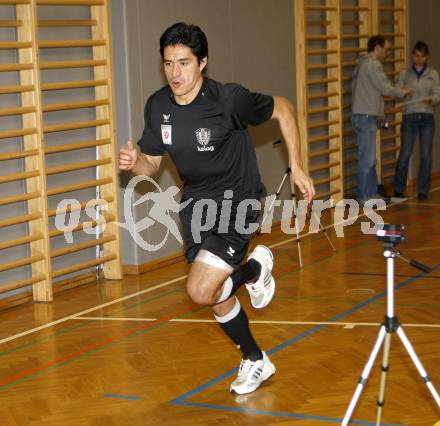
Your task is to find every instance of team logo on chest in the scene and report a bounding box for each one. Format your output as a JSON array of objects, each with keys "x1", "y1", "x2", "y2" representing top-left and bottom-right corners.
[{"x1": 195, "y1": 128, "x2": 214, "y2": 152}]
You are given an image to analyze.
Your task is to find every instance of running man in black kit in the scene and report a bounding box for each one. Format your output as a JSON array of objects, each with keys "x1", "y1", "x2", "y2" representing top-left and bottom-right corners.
[{"x1": 119, "y1": 22, "x2": 315, "y2": 394}]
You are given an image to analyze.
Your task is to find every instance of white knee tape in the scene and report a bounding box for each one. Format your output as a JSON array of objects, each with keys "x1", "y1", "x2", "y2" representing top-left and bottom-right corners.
[
  {"x1": 214, "y1": 297, "x2": 241, "y2": 323},
  {"x1": 195, "y1": 249, "x2": 234, "y2": 273}
]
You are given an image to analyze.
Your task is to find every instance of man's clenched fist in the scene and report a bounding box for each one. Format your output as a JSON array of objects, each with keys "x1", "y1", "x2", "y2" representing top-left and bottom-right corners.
[{"x1": 119, "y1": 140, "x2": 139, "y2": 171}]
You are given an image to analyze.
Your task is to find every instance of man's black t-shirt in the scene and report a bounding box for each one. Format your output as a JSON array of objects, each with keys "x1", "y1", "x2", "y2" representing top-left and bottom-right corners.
[{"x1": 137, "y1": 78, "x2": 274, "y2": 201}]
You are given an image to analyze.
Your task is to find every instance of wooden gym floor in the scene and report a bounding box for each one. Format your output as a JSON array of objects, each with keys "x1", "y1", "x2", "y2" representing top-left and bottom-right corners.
[{"x1": 0, "y1": 190, "x2": 440, "y2": 426}]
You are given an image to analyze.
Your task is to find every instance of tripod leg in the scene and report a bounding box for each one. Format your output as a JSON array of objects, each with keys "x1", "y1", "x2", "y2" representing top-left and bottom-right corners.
[
  {"x1": 259, "y1": 173, "x2": 289, "y2": 233},
  {"x1": 310, "y1": 210, "x2": 336, "y2": 252},
  {"x1": 376, "y1": 332, "x2": 392, "y2": 426},
  {"x1": 342, "y1": 326, "x2": 387, "y2": 426},
  {"x1": 396, "y1": 326, "x2": 440, "y2": 407},
  {"x1": 290, "y1": 191, "x2": 303, "y2": 268}
]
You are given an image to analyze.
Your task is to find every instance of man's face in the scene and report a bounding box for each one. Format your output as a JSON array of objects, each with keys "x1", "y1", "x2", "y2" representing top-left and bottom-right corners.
[
  {"x1": 163, "y1": 44, "x2": 207, "y2": 104},
  {"x1": 412, "y1": 49, "x2": 428, "y2": 68},
  {"x1": 376, "y1": 41, "x2": 391, "y2": 62}
]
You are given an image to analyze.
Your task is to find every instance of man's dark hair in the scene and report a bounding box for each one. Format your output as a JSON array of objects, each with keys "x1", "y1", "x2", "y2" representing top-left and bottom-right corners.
[
  {"x1": 367, "y1": 35, "x2": 386, "y2": 52},
  {"x1": 412, "y1": 40, "x2": 429, "y2": 56},
  {"x1": 160, "y1": 22, "x2": 208, "y2": 64}
]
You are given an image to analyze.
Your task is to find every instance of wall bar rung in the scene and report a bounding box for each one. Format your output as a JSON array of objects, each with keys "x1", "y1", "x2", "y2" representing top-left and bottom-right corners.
[
  {"x1": 0, "y1": 41, "x2": 32, "y2": 49},
  {"x1": 45, "y1": 138, "x2": 111, "y2": 154},
  {"x1": 309, "y1": 106, "x2": 339, "y2": 114},
  {"x1": 341, "y1": 34, "x2": 369, "y2": 40},
  {"x1": 341, "y1": 6, "x2": 369, "y2": 12},
  {"x1": 41, "y1": 79, "x2": 107, "y2": 91},
  {"x1": 49, "y1": 214, "x2": 113, "y2": 237},
  {"x1": 0, "y1": 0, "x2": 30, "y2": 4},
  {"x1": 0, "y1": 106, "x2": 36, "y2": 117},
  {"x1": 305, "y1": 5, "x2": 336, "y2": 11},
  {"x1": 310, "y1": 147, "x2": 340, "y2": 158},
  {"x1": 310, "y1": 161, "x2": 340, "y2": 174},
  {"x1": 40, "y1": 59, "x2": 107, "y2": 69},
  {"x1": 382, "y1": 146, "x2": 400, "y2": 154},
  {"x1": 43, "y1": 99, "x2": 109, "y2": 112},
  {"x1": 48, "y1": 195, "x2": 114, "y2": 217},
  {"x1": 306, "y1": 20, "x2": 330, "y2": 27},
  {"x1": 381, "y1": 133, "x2": 400, "y2": 141},
  {"x1": 342, "y1": 20, "x2": 363, "y2": 26},
  {"x1": 382, "y1": 159, "x2": 397, "y2": 167},
  {"x1": 342, "y1": 61, "x2": 356, "y2": 67},
  {"x1": 0, "y1": 191, "x2": 41, "y2": 206},
  {"x1": 38, "y1": 19, "x2": 97, "y2": 27},
  {"x1": 314, "y1": 175, "x2": 341, "y2": 187},
  {"x1": 47, "y1": 177, "x2": 113, "y2": 196},
  {"x1": 0, "y1": 149, "x2": 39, "y2": 161},
  {"x1": 0, "y1": 170, "x2": 40, "y2": 184},
  {"x1": 51, "y1": 235, "x2": 115, "y2": 258},
  {"x1": 308, "y1": 133, "x2": 340, "y2": 144},
  {"x1": 52, "y1": 253, "x2": 117, "y2": 278},
  {"x1": 0, "y1": 254, "x2": 45, "y2": 273},
  {"x1": 0, "y1": 20, "x2": 23, "y2": 27},
  {"x1": 0, "y1": 127, "x2": 37, "y2": 139},
  {"x1": 341, "y1": 47, "x2": 365, "y2": 53},
  {"x1": 308, "y1": 91, "x2": 339, "y2": 100},
  {"x1": 43, "y1": 119, "x2": 109, "y2": 133},
  {"x1": 382, "y1": 32, "x2": 405, "y2": 38},
  {"x1": 0, "y1": 63, "x2": 33, "y2": 72},
  {"x1": 0, "y1": 84, "x2": 34, "y2": 94},
  {"x1": 0, "y1": 233, "x2": 44, "y2": 251},
  {"x1": 0, "y1": 212, "x2": 42, "y2": 229},
  {"x1": 46, "y1": 158, "x2": 112, "y2": 175},
  {"x1": 344, "y1": 143, "x2": 357, "y2": 150},
  {"x1": 0, "y1": 274, "x2": 46, "y2": 295},
  {"x1": 314, "y1": 188, "x2": 341, "y2": 200},
  {"x1": 39, "y1": 39, "x2": 106, "y2": 48},
  {"x1": 307, "y1": 48, "x2": 338, "y2": 55},
  {"x1": 308, "y1": 77, "x2": 339, "y2": 85},
  {"x1": 306, "y1": 35, "x2": 338, "y2": 41},
  {"x1": 307, "y1": 64, "x2": 338, "y2": 71},
  {"x1": 308, "y1": 119, "x2": 339, "y2": 129},
  {"x1": 379, "y1": 6, "x2": 404, "y2": 12},
  {"x1": 37, "y1": 0, "x2": 104, "y2": 4},
  {"x1": 382, "y1": 171, "x2": 396, "y2": 179}
]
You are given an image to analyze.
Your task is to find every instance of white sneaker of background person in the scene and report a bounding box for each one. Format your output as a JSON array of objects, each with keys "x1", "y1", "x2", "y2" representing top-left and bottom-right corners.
[
  {"x1": 245, "y1": 245, "x2": 276, "y2": 308},
  {"x1": 230, "y1": 351, "x2": 276, "y2": 394}
]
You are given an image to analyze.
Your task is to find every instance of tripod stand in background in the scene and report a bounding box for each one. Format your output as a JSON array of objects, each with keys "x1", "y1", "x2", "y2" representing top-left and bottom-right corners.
[{"x1": 258, "y1": 166, "x2": 336, "y2": 267}]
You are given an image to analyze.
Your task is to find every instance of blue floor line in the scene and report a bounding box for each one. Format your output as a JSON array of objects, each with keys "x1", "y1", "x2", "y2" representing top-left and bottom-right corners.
[
  {"x1": 169, "y1": 263, "x2": 439, "y2": 425},
  {"x1": 171, "y1": 401, "x2": 401, "y2": 426},
  {"x1": 104, "y1": 393, "x2": 142, "y2": 401}
]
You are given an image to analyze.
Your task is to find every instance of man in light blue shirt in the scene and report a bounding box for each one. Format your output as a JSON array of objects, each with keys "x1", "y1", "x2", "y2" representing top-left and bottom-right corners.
[{"x1": 352, "y1": 35, "x2": 412, "y2": 204}]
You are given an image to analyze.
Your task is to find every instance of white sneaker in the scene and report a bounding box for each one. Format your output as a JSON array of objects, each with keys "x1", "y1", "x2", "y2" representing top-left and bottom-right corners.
[
  {"x1": 245, "y1": 245, "x2": 275, "y2": 308},
  {"x1": 230, "y1": 352, "x2": 276, "y2": 394}
]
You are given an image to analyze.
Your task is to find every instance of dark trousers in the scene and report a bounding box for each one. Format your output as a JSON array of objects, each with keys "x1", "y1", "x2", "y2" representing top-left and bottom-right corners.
[{"x1": 394, "y1": 113, "x2": 435, "y2": 195}]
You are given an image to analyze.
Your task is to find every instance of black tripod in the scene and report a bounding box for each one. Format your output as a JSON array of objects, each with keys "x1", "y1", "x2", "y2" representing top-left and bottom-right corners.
[
  {"x1": 258, "y1": 166, "x2": 335, "y2": 267},
  {"x1": 342, "y1": 225, "x2": 440, "y2": 425}
]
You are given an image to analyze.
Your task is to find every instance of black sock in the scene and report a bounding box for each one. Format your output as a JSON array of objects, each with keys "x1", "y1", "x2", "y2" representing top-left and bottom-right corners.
[
  {"x1": 216, "y1": 259, "x2": 261, "y2": 303},
  {"x1": 215, "y1": 298, "x2": 263, "y2": 361}
]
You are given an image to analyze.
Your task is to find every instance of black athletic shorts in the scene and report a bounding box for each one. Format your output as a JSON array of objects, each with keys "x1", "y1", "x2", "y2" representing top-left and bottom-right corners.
[{"x1": 179, "y1": 197, "x2": 260, "y2": 267}]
